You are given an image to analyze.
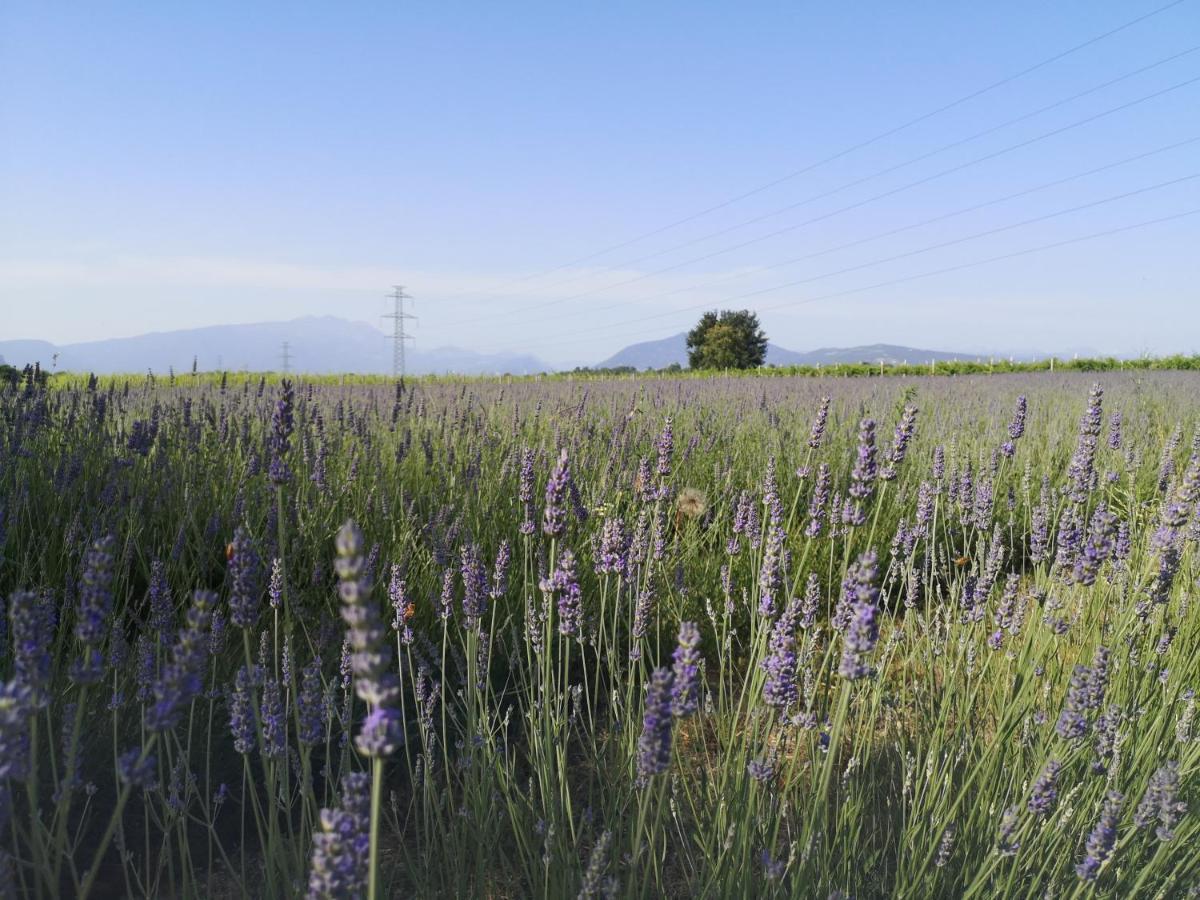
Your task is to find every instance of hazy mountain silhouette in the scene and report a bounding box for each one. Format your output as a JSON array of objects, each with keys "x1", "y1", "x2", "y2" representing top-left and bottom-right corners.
[
  {"x1": 0, "y1": 316, "x2": 549, "y2": 376},
  {"x1": 0, "y1": 318, "x2": 1047, "y2": 377},
  {"x1": 596, "y1": 333, "x2": 982, "y2": 369}
]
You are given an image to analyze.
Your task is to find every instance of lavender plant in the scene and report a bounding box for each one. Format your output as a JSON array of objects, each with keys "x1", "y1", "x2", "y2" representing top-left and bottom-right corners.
[{"x1": 0, "y1": 370, "x2": 1196, "y2": 898}]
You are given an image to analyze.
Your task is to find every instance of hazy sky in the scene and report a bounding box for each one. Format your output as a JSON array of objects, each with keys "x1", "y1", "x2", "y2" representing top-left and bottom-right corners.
[{"x1": 2, "y1": 1, "x2": 1198, "y2": 367}]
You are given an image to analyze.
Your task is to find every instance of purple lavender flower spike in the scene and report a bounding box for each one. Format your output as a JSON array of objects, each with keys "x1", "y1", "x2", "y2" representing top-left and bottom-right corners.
[
  {"x1": 459, "y1": 543, "x2": 488, "y2": 627},
  {"x1": 298, "y1": 658, "x2": 327, "y2": 746},
  {"x1": 881, "y1": 405, "x2": 918, "y2": 480},
  {"x1": 671, "y1": 622, "x2": 702, "y2": 717},
  {"x1": 147, "y1": 590, "x2": 218, "y2": 732},
  {"x1": 629, "y1": 586, "x2": 654, "y2": 661},
  {"x1": 228, "y1": 666, "x2": 255, "y2": 754},
  {"x1": 1055, "y1": 666, "x2": 1092, "y2": 742},
  {"x1": 228, "y1": 527, "x2": 262, "y2": 629},
  {"x1": 635, "y1": 668, "x2": 675, "y2": 788},
  {"x1": 335, "y1": 521, "x2": 402, "y2": 757},
  {"x1": 808, "y1": 397, "x2": 830, "y2": 449},
  {"x1": 540, "y1": 549, "x2": 582, "y2": 637},
  {"x1": 70, "y1": 534, "x2": 116, "y2": 685},
  {"x1": 260, "y1": 677, "x2": 286, "y2": 757},
  {"x1": 800, "y1": 575, "x2": 820, "y2": 629},
  {"x1": 1134, "y1": 761, "x2": 1186, "y2": 841},
  {"x1": 438, "y1": 568, "x2": 455, "y2": 621},
  {"x1": 1000, "y1": 395, "x2": 1027, "y2": 458},
  {"x1": 268, "y1": 557, "x2": 284, "y2": 611},
  {"x1": 1066, "y1": 385, "x2": 1103, "y2": 503},
  {"x1": 805, "y1": 463, "x2": 831, "y2": 538},
  {"x1": 757, "y1": 523, "x2": 785, "y2": 617},
  {"x1": 656, "y1": 417, "x2": 674, "y2": 482},
  {"x1": 762, "y1": 457, "x2": 782, "y2": 525},
  {"x1": 116, "y1": 747, "x2": 157, "y2": 789},
  {"x1": 1076, "y1": 791, "x2": 1122, "y2": 881},
  {"x1": 1027, "y1": 759, "x2": 1062, "y2": 817},
  {"x1": 1072, "y1": 505, "x2": 1116, "y2": 586},
  {"x1": 997, "y1": 806, "x2": 1021, "y2": 856},
  {"x1": 490, "y1": 540, "x2": 511, "y2": 598},
  {"x1": 10, "y1": 590, "x2": 54, "y2": 706},
  {"x1": 849, "y1": 419, "x2": 878, "y2": 505},
  {"x1": 518, "y1": 448, "x2": 536, "y2": 535},
  {"x1": 0, "y1": 680, "x2": 33, "y2": 781},
  {"x1": 838, "y1": 551, "x2": 880, "y2": 680},
  {"x1": 306, "y1": 771, "x2": 371, "y2": 898},
  {"x1": 268, "y1": 379, "x2": 295, "y2": 485},
  {"x1": 542, "y1": 448, "x2": 572, "y2": 538},
  {"x1": 388, "y1": 565, "x2": 412, "y2": 637},
  {"x1": 147, "y1": 559, "x2": 173, "y2": 639},
  {"x1": 762, "y1": 599, "x2": 801, "y2": 709},
  {"x1": 596, "y1": 517, "x2": 629, "y2": 577}
]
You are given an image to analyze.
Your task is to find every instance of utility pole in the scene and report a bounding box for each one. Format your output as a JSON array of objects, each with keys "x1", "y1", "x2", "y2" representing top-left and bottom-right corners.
[
  {"x1": 382, "y1": 285, "x2": 416, "y2": 378},
  {"x1": 280, "y1": 341, "x2": 292, "y2": 374}
]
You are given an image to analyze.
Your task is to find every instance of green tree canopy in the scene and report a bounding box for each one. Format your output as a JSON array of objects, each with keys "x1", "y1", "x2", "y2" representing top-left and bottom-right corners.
[{"x1": 686, "y1": 309, "x2": 767, "y2": 370}]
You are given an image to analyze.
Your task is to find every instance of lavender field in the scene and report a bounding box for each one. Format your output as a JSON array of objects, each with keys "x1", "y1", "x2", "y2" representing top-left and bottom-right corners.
[{"x1": 1, "y1": 369, "x2": 1198, "y2": 898}]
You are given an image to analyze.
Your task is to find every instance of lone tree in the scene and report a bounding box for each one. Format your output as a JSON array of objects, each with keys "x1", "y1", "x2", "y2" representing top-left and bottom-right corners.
[{"x1": 686, "y1": 309, "x2": 768, "y2": 370}]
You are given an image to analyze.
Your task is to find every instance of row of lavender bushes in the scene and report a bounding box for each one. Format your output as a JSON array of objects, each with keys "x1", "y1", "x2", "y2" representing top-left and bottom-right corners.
[{"x1": 0, "y1": 368, "x2": 1197, "y2": 897}]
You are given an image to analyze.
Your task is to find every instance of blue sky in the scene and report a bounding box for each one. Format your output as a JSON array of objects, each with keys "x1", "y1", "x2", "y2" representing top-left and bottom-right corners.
[{"x1": 1, "y1": 1, "x2": 1198, "y2": 366}]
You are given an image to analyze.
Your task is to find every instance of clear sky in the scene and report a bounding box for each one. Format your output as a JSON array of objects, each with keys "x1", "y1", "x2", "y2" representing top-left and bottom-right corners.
[{"x1": 2, "y1": 1, "x2": 1198, "y2": 367}]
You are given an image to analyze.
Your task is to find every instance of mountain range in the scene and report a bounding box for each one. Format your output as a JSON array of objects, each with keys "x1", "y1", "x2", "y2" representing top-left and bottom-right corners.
[
  {"x1": 0, "y1": 317, "x2": 1038, "y2": 376},
  {"x1": 595, "y1": 332, "x2": 983, "y2": 370},
  {"x1": 0, "y1": 316, "x2": 549, "y2": 376}
]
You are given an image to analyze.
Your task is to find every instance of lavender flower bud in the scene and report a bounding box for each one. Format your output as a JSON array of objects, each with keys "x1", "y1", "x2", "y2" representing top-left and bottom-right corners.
[
  {"x1": 268, "y1": 379, "x2": 295, "y2": 486},
  {"x1": 0, "y1": 681, "x2": 33, "y2": 780},
  {"x1": 460, "y1": 543, "x2": 488, "y2": 627},
  {"x1": 1134, "y1": 761, "x2": 1186, "y2": 841},
  {"x1": 837, "y1": 552, "x2": 880, "y2": 680},
  {"x1": 543, "y1": 449, "x2": 572, "y2": 538},
  {"x1": 808, "y1": 397, "x2": 830, "y2": 449},
  {"x1": 228, "y1": 666, "x2": 255, "y2": 754},
  {"x1": 635, "y1": 668, "x2": 674, "y2": 788},
  {"x1": 335, "y1": 521, "x2": 402, "y2": 757},
  {"x1": 670, "y1": 622, "x2": 702, "y2": 717},
  {"x1": 1076, "y1": 791, "x2": 1122, "y2": 881},
  {"x1": 71, "y1": 534, "x2": 116, "y2": 684},
  {"x1": 848, "y1": 419, "x2": 878, "y2": 505},
  {"x1": 298, "y1": 658, "x2": 327, "y2": 746},
  {"x1": 228, "y1": 527, "x2": 262, "y2": 629},
  {"x1": 306, "y1": 771, "x2": 370, "y2": 898},
  {"x1": 147, "y1": 590, "x2": 218, "y2": 732},
  {"x1": 1027, "y1": 760, "x2": 1062, "y2": 818}
]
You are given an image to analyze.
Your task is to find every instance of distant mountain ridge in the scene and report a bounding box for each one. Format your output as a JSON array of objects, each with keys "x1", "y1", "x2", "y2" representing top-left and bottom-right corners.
[
  {"x1": 1, "y1": 318, "x2": 1058, "y2": 377},
  {"x1": 595, "y1": 333, "x2": 982, "y2": 369},
  {"x1": 0, "y1": 316, "x2": 549, "y2": 376}
]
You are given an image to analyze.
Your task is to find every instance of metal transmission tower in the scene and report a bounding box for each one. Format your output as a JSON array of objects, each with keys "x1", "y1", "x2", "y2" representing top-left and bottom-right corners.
[
  {"x1": 280, "y1": 341, "x2": 292, "y2": 374},
  {"x1": 382, "y1": 286, "x2": 416, "y2": 377}
]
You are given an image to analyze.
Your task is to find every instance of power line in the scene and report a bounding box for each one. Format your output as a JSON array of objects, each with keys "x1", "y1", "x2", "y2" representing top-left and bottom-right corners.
[
  {"x1": 496, "y1": 205, "x2": 1200, "y2": 354},
  {"x1": 433, "y1": 0, "x2": 1189, "y2": 304},
  {"x1": 382, "y1": 286, "x2": 416, "y2": 377},
  {"x1": 280, "y1": 341, "x2": 292, "y2": 374},
  {"x1": 516, "y1": 44, "x2": 1198, "y2": 298},
  {"x1": 516, "y1": 136, "x2": 1200, "y2": 329},
  {"x1": 756, "y1": 209, "x2": 1200, "y2": 316},
  {"x1": 656, "y1": 173, "x2": 1200, "y2": 317},
  {"x1": 479, "y1": 69, "x2": 1200, "y2": 326}
]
